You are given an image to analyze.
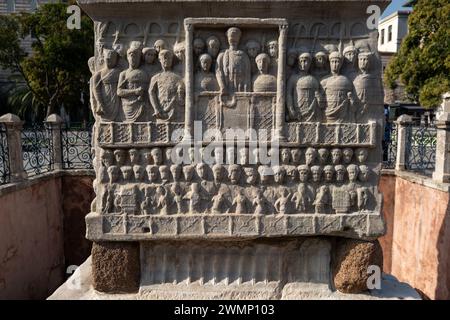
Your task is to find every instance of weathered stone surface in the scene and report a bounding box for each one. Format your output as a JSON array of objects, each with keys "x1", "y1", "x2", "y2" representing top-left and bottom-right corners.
[
  {"x1": 332, "y1": 238, "x2": 383, "y2": 294},
  {"x1": 91, "y1": 241, "x2": 140, "y2": 293}
]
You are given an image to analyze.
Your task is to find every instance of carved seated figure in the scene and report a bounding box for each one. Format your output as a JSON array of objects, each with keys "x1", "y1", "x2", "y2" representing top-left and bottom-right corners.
[
  {"x1": 117, "y1": 41, "x2": 148, "y2": 122},
  {"x1": 149, "y1": 49, "x2": 185, "y2": 122},
  {"x1": 195, "y1": 53, "x2": 219, "y2": 92},
  {"x1": 252, "y1": 53, "x2": 277, "y2": 92}
]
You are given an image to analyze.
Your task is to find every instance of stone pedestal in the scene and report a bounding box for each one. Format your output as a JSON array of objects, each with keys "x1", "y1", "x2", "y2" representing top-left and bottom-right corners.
[{"x1": 433, "y1": 93, "x2": 450, "y2": 183}]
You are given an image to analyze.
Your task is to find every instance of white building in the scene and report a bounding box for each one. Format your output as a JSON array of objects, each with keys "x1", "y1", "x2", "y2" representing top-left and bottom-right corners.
[{"x1": 378, "y1": 10, "x2": 410, "y2": 53}]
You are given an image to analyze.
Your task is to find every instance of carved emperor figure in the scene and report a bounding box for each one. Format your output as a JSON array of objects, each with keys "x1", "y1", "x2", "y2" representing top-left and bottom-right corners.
[
  {"x1": 216, "y1": 27, "x2": 251, "y2": 95},
  {"x1": 286, "y1": 52, "x2": 322, "y2": 122},
  {"x1": 149, "y1": 49, "x2": 185, "y2": 122}
]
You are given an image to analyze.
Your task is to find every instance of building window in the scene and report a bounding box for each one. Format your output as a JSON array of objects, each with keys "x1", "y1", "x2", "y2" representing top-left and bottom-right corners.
[
  {"x1": 388, "y1": 25, "x2": 393, "y2": 42},
  {"x1": 7, "y1": 0, "x2": 16, "y2": 13},
  {"x1": 381, "y1": 29, "x2": 385, "y2": 45}
]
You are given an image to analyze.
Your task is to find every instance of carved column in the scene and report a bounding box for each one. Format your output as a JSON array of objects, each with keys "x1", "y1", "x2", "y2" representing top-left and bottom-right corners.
[
  {"x1": 275, "y1": 23, "x2": 288, "y2": 142},
  {"x1": 0, "y1": 113, "x2": 27, "y2": 182},
  {"x1": 395, "y1": 114, "x2": 413, "y2": 171},
  {"x1": 184, "y1": 22, "x2": 194, "y2": 142},
  {"x1": 433, "y1": 93, "x2": 450, "y2": 183},
  {"x1": 45, "y1": 114, "x2": 64, "y2": 170}
]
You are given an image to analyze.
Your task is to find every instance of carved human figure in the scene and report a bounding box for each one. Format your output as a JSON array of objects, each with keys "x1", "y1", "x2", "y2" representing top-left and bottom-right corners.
[
  {"x1": 244, "y1": 167, "x2": 258, "y2": 185},
  {"x1": 286, "y1": 52, "x2": 321, "y2": 122},
  {"x1": 298, "y1": 165, "x2": 310, "y2": 183},
  {"x1": 196, "y1": 163, "x2": 208, "y2": 180},
  {"x1": 170, "y1": 164, "x2": 182, "y2": 182},
  {"x1": 335, "y1": 164, "x2": 346, "y2": 183},
  {"x1": 120, "y1": 166, "x2": 133, "y2": 182},
  {"x1": 353, "y1": 52, "x2": 384, "y2": 122},
  {"x1": 206, "y1": 36, "x2": 220, "y2": 59},
  {"x1": 331, "y1": 148, "x2": 342, "y2": 165},
  {"x1": 253, "y1": 189, "x2": 268, "y2": 215},
  {"x1": 347, "y1": 164, "x2": 359, "y2": 184},
  {"x1": 312, "y1": 51, "x2": 329, "y2": 81},
  {"x1": 231, "y1": 189, "x2": 249, "y2": 214},
  {"x1": 107, "y1": 165, "x2": 120, "y2": 183},
  {"x1": 246, "y1": 40, "x2": 261, "y2": 75},
  {"x1": 273, "y1": 165, "x2": 286, "y2": 184},
  {"x1": 102, "y1": 188, "x2": 116, "y2": 213},
  {"x1": 159, "y1": 165, "x2": 170, "y2": 183},
  {"x1": 93, "y1": 49, "x2": 121, "y2": 121},
  {"x1": 183, "y1": 165, "x2": 195, "y2": 182},
  {"x1": 142, "y1": 149, "x2": 152, "y2": 165},
  {"x1": 211, "y1": 190, "x2": 228, "y2": 214},
  {"x1": 280, "y1": 148, "x2": 291, "y2": 165},
  {"x1": 258, "y1": 165, "x2": 272, "y2": 185},
  {"x1": 355, "y1": 148, "x2": 369, "y2": 164},
  {"x1": 286, "y1": 48, "x2": 298, "y2": 80},
  {"x1": 117, "y1": 41, "x2": 148, "y2": 122},
  {"x1": 305, "y1": 147, "x2": 317, "y2": 166},
  {"x1": 146, "y1": 165, "x2": 159, "y2": 183},
  {"x1": 321, "y1": 51, "x2": 356, "y2": 123},
  {"x1": 156, "y1": 185, "x2": 170, "y2": 215},
  {"x1": 313, "y1": 185, "x2": 331, "y2": 214},
  {"x1": 266, "y1": 40, "x2": 278, "y2": 76},
  {"x1": 342, "y1": 45, "x2": 358, "y2": 81},
  {"x1": 141, "y1": 187, "x2": 155, "y2": 214},
  {"x1": 292, "y1": 183, "x2": 314, "y2": 212},
  {"x1": 291, "y1": 148, "x2": 302, "y2": 165},
  {"x1": 88, "y1": 57, "x2": 98, "y2": 117},
  {"x1": 357, "y1": 187, "x2": 370, "y2": 210},
  {"x1": 275, "y1": 188, "x2": 292, "y2": 214},
  {"x1": 216, "y1": 27, "x2": 251, "y2": 95},
  {"x1": 149, "y1": 49, "x2": 185, "y2": 121},
  {"x1": 195, "y1": 53, "x2": 219, "y2": 92},
  {"x1": 184, "y1": 183, "x2": 202, "y2": 212},
  {"x1": 285, "y1": 165, "x2": 298, "y2": 183},
  {"x1": 173, "y1": 42, "x2": 186, "y2": 76},
  {"x1": 228, "y1": 164, "x2": 241, "y2": 185},
  {"x1": 154, "y1": 39, "x2": 167, "y2": 54},
  {"x1": 171, "y1": 183, "x2": 184, "y2": 213},
  {"x1": 129, "y1": 149, "x2": 140, "y2": 166},
  {"x1": 193, "y1": 38, "x2": 205, "y2": 58},
  {"x1": 151, "y1": 147, "x2": 163, "y2": 165},
  {"x1": 358, "y1": 165, "x2": 370, "y2": 182},
  {"x1": 252, "y1": 53, "x2": 277, "y2": 92},
  {"x1": 142, "y1": 47, "x2": 160, "y2": 79},
  {"x1": 318, "y1": 148, "x2": 329, "y2": 165},
  {"x1": 323, "y1": 165, "x2": 335, "y2": 183},
  {"x1": 114, "y1": 149, "x2": 127, "y2": 166},
  {"x1": 99, "y1": 149, "x2": 114, "y2": 183},
  {"x1": 342, "y1": 148, "x2": 354, "y2": 164},
  {"x1": 112, "y1": 43, "x2": 129, "y2": 71},
  {"x1": 133, "y1": 165, "x2": 145, "y2": 182},
  {"x1": 346, "y1": 164, "x2": 359, "y2": 208},
  {"x1": 212, "y1": 164, "x2": 224, "y2": 184},
  {"x1": 310, "y1": 165, "x2": 323, "y2": 183}
]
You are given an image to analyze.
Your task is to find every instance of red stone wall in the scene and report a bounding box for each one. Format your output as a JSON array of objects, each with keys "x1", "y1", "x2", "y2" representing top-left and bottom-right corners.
[{"x1": 379, "y1": 173, "x2": 396, "y2": 274}]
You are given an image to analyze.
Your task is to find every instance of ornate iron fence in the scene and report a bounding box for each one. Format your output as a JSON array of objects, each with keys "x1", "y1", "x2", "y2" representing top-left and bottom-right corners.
[
  {"x1": 405, "y1": 124, "x2": 437, "y2": 173},
  {"x1": 21, "y1": 123, "x2": 54, "y2": 177},
  {"x1": 61, "y1": 122, "x2": 94, "y2": 169},
  {"x1": 383, "y1": 121, "x2": 397, "y2": 169},
  {"x1": 0, "y1": 123, "x2": 11, "y2": 185}
]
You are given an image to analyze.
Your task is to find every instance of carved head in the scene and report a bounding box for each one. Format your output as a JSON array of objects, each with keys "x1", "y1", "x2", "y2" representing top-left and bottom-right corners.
[
  {"x1": 347, "y1": 164, "x2": 359, "y2": 182},
  {"x1": 158, "y1": 49, "x2": 173, "y2": 70},
  {"x1": 267, "y1": 40, "x2": 278, "y2": 59},
  {"x1": 101, "y1": 149, "x2": 114, "y2": 167},
  {"x1": 273, "y1": 165, "x2": 286, "y2": 184},
  {"x1": 244, "y1": 167, "x2": 258, "y2": 185},
  {"x1": 310, "y1": 165, "x2": 323, "y2": 183},
  {"x1": 246, "y1": 40, "x2": 261, "y2": 58},
  {"x1": 142, "y1": 47, "x2": 157, "y2": 64},
  {"x1": 335, "y1": 165, "x2": 346, "y2": 182},
  {"x1": 298, "y1": 165, "x2": 310, "y2": 182},
  {"x1": 173, "y1": 42, "x2": 186, "y2": 62},
  {"x1": 113, "y1": 149, "x2": 127, "y2": 166},
  {"x1": 298, "y1": 52, "x2": 312, "y2": 73},
  {"x1": 314, "y1": 51, "x2": 328, "y2": 68},
  {"x1": 142, "y1": 149, "x2": 152, "y2": 165},
  {"x1": 305, "y1": 147, "x2": 317, "y2": 166},
  {"x1": 358, "y1": 52, "x2": 371, "y2": 72},
  {"x1": 228, "y1": 164, "x2": 241, "y2": 184},
  {"x1": 107, "y1": 165, "x2": 120, "y2": 183},
  {"x1": 286, "y1": 165, "x2": 298, "y2": 183},
  {"x1": 199, "y1": 53, "x2": 213, "y2": 72},
  {"x1": 150, "y1": 148, "x2": 163, "y2": 165},
  {"x1": 196, "y1": 163, "x2": 208, "y2": 180},
  {"x1": 212, "y1": 164, "x2": 223, "y2": 183},
  {"x1": 323, "y1": 165, "x2": 335, "y2": 182},
  {"x1": 193, "y1": 38, "x2": 205, "y2": 56},
  {"x1": 329, "y1": 51, "x2": 343, "y2": 74},
  {"x1": 226, "y1": 27, "x2": 242, "y2": 47},
  {"x1": 159, "y1": 165, "x2": 170, "y2": 182},
  {"x1": 170, "y1": 164, "x2": 182, "y2": 182},
  {"x1": 280, "y1": 148, "x2": 291, "y2": 165},
  {"x1": 331, "y1": 148, "x2": 342, "y2": 165},
  {"x1": 318, "y1": 148, "x2": 329, "y2": 165},
  {"x1": 287, "y1": 49, "x2": 298, "y2": 67},
  {"x1": 183, "y1": 165, "x2": 195, "y2": 181},
  {"x1": 133, "y1": 165, "x2": 144, "y2": 181},
  {"x1": 291, "y1": 148, "x2": 302, "y2": 165},
  {"x1": 146, "y1": 165, "x2": 159, "y2": 183},
  {"x1": 255, "y1": 53, "x2": 270, "y2": 74},
  {"x1": 103, "y1": 49, "x2": 119, "y2": 69},
  {"x1": 343, "y1": 45, "x2": 357, "y2": 64},
  {"x1": 88, "y1": 56, "x2": 96, "y2": 74},
  {"x1": 128, "y1": 149, "x2": 140, "y2": 165},
  {"x1": 127, "y1": 41, "x2": 143, "y2": 69},
  {"x1": 154, "y1": 39, "x2": 166, "y2": 53},
  {"x1": 359, "y1": 165, "x2": 370, "y2": 182},
  {"x1": 356, "y1": 148, "x2": 369, "y2": 164},
  {"x1": 206, "y1": 36, "x2": 220, "y2": 58},
  {"x1": 342, "y1": 148, "x2": 354, "y2": 164},
  {"x1": 120, "y1": 166, "x2": 133, "y2": 181}
]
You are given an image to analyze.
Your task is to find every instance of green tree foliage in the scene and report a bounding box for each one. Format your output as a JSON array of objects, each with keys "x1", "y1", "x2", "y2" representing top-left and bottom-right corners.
[
  {"x1": 384, "y1": 0, "x2": 450, "y2": 108},
  {"x1": 0, "y1": 3, "x2": 94, "y2": 121}
]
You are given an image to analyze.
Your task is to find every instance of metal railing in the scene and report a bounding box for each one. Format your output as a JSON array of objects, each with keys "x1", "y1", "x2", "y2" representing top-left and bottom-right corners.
[
  {"x1": 21, "y1": 123, "x2": 54, "y2": 177},
  {"x1": 405, "y1": 124, "x2": 437, "y2": 173},
  {"x1": 383, "y1": 122, "x2": 397, "y2": 169},
  {"x1": 0, "y1": 123, "x2": 10, "y2": 185},
  {"x1": 61, "y1": 122, "x2": 94, "y2": 170}
]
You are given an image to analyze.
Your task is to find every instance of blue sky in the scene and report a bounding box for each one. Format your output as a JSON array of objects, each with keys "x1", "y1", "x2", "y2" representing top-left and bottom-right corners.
[{"x1": 382, "y1": 0, "x2": 412, "y2": 18}]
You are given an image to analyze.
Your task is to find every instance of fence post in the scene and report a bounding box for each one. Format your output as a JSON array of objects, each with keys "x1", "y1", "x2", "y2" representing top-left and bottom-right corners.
[
  {"x1": 395, "y1": 114, "x2": 413, "y2": 171},
  {"x1": 0, "y1": 113, "x2": 27, "y2": 182},
  {"x1": 433, "y1": 93, "x2": 450, "y2": 183},
  {"x1": 45, "y1": 114, "x2": 64, "y2": 170}
]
